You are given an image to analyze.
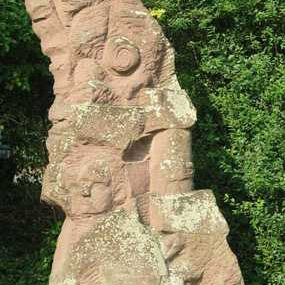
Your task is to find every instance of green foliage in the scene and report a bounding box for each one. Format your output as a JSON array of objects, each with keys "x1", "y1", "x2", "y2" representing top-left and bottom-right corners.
[
  {"x1": 0, "y1": 181, "x2": 61, "y2": 285},
  {"x1": 0, "y1": 0, "x2": 53, "y2": 172},
  {"x1": 0, "y1": 1, "x2": 56, "y2": 284},
  {"x1": 145, "y1": 1, "x2": 285, "y2": 284}
]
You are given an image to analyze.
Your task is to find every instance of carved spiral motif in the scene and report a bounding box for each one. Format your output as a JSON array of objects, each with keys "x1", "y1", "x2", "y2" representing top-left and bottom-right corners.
[{"x1": 103, "y1": 37, "x2": 140, "y2": 74}]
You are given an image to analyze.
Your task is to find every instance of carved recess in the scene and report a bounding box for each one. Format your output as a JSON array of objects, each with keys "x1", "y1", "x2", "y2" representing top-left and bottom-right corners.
[{"x1": 25, "y1": 0, "x2": 244, "y2": 284}]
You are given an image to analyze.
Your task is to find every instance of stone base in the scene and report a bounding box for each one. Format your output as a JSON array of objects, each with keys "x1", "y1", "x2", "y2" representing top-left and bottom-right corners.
[{"x1": 49, "y1": 190, "x2": 244, "y2": 285}]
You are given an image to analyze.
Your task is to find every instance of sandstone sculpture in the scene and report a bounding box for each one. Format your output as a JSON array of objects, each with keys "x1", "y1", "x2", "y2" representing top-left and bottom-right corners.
[{"x1": 25, "y1": 0, "x2": 245, "y2": 284}]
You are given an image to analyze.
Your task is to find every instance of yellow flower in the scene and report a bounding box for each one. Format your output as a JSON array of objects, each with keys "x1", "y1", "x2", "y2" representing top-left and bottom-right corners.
[{"x1": 150, "y1": 8, "x2": 166, "y2": 19}]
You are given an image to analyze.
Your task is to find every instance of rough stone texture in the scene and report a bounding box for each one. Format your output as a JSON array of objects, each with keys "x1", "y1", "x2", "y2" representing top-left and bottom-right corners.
[{"x1": 25, "y1": 0, "x2": 245, "y2": 284}]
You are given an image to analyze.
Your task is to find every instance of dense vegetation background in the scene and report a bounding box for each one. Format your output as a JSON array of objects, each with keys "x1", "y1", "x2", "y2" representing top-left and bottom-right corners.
[{"x1": 0, "y1": 0, "x2": 284, "y2": 284}]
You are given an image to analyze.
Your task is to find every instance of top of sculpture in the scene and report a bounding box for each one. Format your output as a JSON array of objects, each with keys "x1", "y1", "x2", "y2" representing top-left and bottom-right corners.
[{"x1": 26, "y1": 0, "x2": 195, "y2": 115}]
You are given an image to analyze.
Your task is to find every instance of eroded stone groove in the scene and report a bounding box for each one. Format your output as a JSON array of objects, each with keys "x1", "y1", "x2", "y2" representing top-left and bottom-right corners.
[{"x1": 25, "y1": 0, "x2": 245, "y2": 284}]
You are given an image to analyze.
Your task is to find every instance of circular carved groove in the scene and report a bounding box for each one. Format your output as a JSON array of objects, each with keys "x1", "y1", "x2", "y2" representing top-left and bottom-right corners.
[{"x1": 103, "y1": 37, "x2": 140, "y2": 75}]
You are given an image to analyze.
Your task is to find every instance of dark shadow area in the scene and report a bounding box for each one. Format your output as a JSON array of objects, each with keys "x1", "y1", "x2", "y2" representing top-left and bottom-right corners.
[
  {"x1": 0, "y1": 177, "x2": 62, "y2": 285},
  {"x1": 190, "y1": 91, "x2": 261, "y2": 284}
]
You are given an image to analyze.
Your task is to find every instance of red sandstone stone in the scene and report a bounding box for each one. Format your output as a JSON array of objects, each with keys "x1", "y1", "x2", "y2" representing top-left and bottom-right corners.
[{"x1": 25, "y1": 0, "x2": 244, "y2": 284}]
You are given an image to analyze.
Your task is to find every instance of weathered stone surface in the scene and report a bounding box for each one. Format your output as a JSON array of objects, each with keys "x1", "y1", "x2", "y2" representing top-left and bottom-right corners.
[
  {"x1": 25, "y1": 0, "x2": 244, "y2": 284},
  {"x1": 149, "y1": 191, "x2": 229, "y2": 234}
]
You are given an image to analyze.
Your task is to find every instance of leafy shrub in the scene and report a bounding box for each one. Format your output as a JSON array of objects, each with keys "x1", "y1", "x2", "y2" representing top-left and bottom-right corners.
[
  {"x1": 0, "y1": 1, "x2": 56, "y2": 284},
  {"x1": 143, "y1": 0, "x2": 285, "y2": 284},
  {"x1": 0, "y1": 181, "x2": 60, "y2": 285},
  {"x1": 0, "y1": 0, "x2": 53, "y2": 172}
]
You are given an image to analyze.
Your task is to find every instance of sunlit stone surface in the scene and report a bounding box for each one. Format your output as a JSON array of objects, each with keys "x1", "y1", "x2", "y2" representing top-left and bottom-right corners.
[{"x1": 25, "y1": 0, "x2": 244, "y2": 284}]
